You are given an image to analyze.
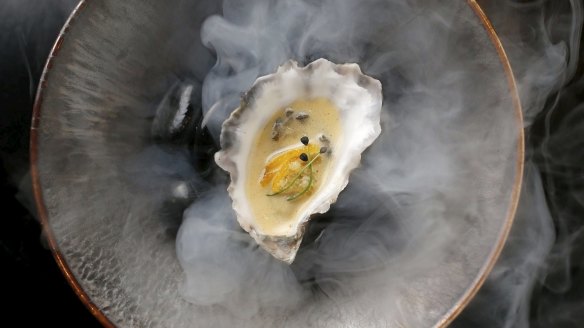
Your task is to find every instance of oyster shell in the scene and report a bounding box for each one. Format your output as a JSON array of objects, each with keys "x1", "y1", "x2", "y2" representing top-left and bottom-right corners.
[{"x1": 215, "y1": 59, "x2": 382, "y2": 263}]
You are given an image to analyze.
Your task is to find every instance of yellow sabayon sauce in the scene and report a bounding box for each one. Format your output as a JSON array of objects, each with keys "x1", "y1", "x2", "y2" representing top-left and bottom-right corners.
[{"x1": 245, "y1": 98, "x2": 341, "y2": 236}]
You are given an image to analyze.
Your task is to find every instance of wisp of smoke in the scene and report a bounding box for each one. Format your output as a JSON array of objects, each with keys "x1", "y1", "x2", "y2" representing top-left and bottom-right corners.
[
  {"x1": 175, "y1": 0, "x2": 540, "y2": 326},
  {"x1": 0, "y1": 0, "x2": 79, "y2": 210},
  {"x1": 3, "y1": 0, "x2": 582, "y2": 326},
  {"x1": 454, "y1": 1, "x2": 584, "y2": 327}
]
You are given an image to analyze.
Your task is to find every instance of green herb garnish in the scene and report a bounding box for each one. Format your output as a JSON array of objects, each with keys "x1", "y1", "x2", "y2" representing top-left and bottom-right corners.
[
  {"x1": 266, "y1": 152, "x2": 321, "y2": 199},
  {"x1": 286, "y1": 163, "x2": 314, "y2": 201}
]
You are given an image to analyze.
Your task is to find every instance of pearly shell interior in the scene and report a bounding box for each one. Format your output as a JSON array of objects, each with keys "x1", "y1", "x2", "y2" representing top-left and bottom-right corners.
[{"x1": 215, "y1": 58, "x2": 383, "y2": 262}]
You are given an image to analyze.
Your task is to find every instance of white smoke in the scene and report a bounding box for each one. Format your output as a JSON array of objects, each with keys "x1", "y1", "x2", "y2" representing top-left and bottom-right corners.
[
  {"x1": 175, "y1": 0, "x2": 583, "y2": 326},
  {"x1": 454, "y1": 1, "x2": 584, "y2": 327},
  {"x1": 2, "y1": 0, "x2": 582, "y2": 326}
]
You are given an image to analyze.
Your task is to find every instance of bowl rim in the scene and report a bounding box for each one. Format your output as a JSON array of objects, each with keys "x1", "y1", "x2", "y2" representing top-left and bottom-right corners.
[
  {"x1": 29, "y1": 0, "x2": 524, "y2": 327},
  {"x1": 29, "y1": 1, "x2": 116, "y2": 327}
]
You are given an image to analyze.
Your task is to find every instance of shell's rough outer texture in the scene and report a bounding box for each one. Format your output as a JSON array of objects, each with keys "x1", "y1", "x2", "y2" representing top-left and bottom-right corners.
[{"x1": 215, "y1": 59, "x2": 383, "y2": 263}]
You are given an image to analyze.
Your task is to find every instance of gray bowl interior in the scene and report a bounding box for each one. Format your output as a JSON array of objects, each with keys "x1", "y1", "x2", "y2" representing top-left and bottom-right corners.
[{"x1": 35, "y1": 0, "x2": 521, "y2": 327}]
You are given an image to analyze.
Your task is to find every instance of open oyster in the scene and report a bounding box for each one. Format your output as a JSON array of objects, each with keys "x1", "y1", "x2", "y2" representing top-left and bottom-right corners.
[{"x1": 215, "y1": 59, "x2": 382, "y2": 263}]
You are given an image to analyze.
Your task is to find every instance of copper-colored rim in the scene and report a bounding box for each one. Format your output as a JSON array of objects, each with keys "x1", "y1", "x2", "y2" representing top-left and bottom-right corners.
[
  {"x1": 30, "y1": 1, "x2": 523, "y2": 327},
  {"x1": 436, "y1": 1, "x2": 525, "y2": 327},
  {"x1": 29, "y1": 1, "x2": 114, "y2": 327}
]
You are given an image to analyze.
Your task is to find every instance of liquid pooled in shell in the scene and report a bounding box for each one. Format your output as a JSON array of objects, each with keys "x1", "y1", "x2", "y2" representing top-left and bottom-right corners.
[{"x1": 245, "y1": 98, "x2": 341, "y2": 236}]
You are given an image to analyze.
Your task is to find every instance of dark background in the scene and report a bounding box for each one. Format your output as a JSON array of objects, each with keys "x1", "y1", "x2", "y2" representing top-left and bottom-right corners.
[
  {"x1": 0, "y1": 2, "x2": 101, "y2": 326},
  {"x1": 1, "y1": 1, "x2": 582, "y2": 327}
]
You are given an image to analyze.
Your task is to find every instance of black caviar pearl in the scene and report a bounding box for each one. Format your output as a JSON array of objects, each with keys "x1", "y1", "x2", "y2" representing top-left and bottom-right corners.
[
  {"x1": 300, "y1": 136, "x2": 309, "y2": 145},
  {"x1": 299, "y1": 153, "x2": 309, "y2": 162}
]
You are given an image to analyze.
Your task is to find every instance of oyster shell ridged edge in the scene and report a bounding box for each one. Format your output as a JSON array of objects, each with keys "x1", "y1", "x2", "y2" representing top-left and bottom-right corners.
[{"x1": 214, "y1": 58, "x2": 383, "y2": 263}]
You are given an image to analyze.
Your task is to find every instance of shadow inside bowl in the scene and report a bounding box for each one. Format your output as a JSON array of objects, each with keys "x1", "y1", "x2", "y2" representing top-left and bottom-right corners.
[{"x1": 33, "y1": 0, "x2": 522, "y2": 327}]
